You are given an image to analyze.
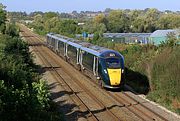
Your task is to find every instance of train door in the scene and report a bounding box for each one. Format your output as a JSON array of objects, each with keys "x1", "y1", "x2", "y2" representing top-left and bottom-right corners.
[
  {"x1": 52, "y1": 38, "x2": 55, "y2": 49},
  {"x1": 76, "y1": 48, "x2": 80, "y2": 64},
  {"x1": 55, "y1": 39, "x2": 58, "y2": 51},
  {"x1": 66, "y1": 44, "x2": 69, "y2": 59},
  {"x1": 93, "y1": 56, "x2": 99, "y2": 76},
  {"x1": 79, "y1": 50, "x2": 84, "y2": 70},
  {"x1": 64, "y1": 43, "x2": 67, "y2": 57}
]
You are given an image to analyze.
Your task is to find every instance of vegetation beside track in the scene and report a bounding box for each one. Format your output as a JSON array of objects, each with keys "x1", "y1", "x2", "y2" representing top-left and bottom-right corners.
[{"x1": 0, "y1": 5, "x2": 63, "y2": 121}]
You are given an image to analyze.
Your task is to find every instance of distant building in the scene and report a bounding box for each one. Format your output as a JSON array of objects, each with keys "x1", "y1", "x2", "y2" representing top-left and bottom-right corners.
[
  {"x1": 76, "y1": 30, "x2": 180, "y2": 45},
  {"x1": 77, "y1": 23, "x2": 85, "y2": 26},
  {"x1": 86, "y1": 13, "x2": 99, "y2": 18},
  {"x1": 149, "y1": 29, "x2": 180, "y2": 45},
  {"x1": 24, "y1": 20, "x2": 33, "y2": 24},
  {"x1": 103, "y1": 33, "x2": 151, "y2": 44},
  {"x1": 76, "y1": 34, "x2": 94, "y2": 39}
]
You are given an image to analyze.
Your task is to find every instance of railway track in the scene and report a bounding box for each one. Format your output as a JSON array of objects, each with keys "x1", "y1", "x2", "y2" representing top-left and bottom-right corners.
[
  {"x1": 19, "y1": 24, "x2": 172, "y2": 121},
  {"x1": 106, "y1": 91, "x2": 168, "y2": 121},
  {"x1": 21, "y1": 29, "x2": 121, "y2": 121},
  {"x1": 34, "y1": 46, "x2": 99, "y2": 121}
]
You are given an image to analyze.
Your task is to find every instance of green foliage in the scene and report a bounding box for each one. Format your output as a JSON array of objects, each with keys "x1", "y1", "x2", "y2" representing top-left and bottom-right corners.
[
  {"x1": 44, "y1": 12, "x2": 58, "y2": 20},
  {"x1": 92, "y1": 32, "x2": 102, "y2": 43},
  {"x1": 5, "y1": 23, "x2": 19, "y2": 37},
  {"x1": 59, "y1": 19, "x2": 79, "y2": 36},
  {"x1": 162, "y1": 32, "x2": 180, "y2": 47},
  {"x1": 93, "y1": 14, "x2": 107, "y2": 24},
  {"x1": 118, "y1": 44, "x2": 180, "y2": 114},
  {"x1": 28, "y1": 13, "x2": 81, "y2": 37},
  {"x1": 82, "y1": 8, "x2": 180, "y2": 34},
  {"x1": 0, "y1": 6, "x2": 6, "y2": 34},
  {"x1": 32, "y1": 80, "x2": 50, "y2": 109},
  {"x1": 0, "y1": 32, "x2": 62, "y2": 120},
  {"x1": 147, "y1": 47, "x2": 180, "y2": 114},
  {"x1": 107, "y1": 10, "x2": 129, "y2": 33},
  {"x1": 157, "y1": 14, "x2": 180, "y2": 29},
  {"x1": 3, "y1": 36, "x2": 33, "y2": 66}
]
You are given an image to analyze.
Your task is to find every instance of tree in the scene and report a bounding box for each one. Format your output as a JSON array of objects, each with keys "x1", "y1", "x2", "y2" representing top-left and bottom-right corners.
[
  {"x1": 58, "y1": 19, "x2": 79, "y2": 36},
  {"x1": 94, "y1": 14, "x2": 107, "y2": 24},
  {"x1": 44, "y1": 12, "x2": 58, "y2": 20},
  {"x1": 32, "y1": 14, "x2": 45, "y2": 34},
  {"x1": 0, "y1": 4, "x2": 6, "y2": 33},
  {"x1": 107, "y1": 10, "x2": 130, "y2": 33},
  {"x1": 33, "y1": 14, "x2": 43, "y2": 23},
  {"x1": 0, "y1": 34, "x2": 60, "y2": 121},
  {"x1": 129, "y1": 10, "x2": 143, "y2": 32},
  {"x1": 144, "y1": 8, "x2": 160, "y2": 32},
  {"x1": 165, "y1": 32, "x2": 179, "y2": 47},
  {"x1": 29, "y1": 11, "x2": 44, "y2": 17},
  {"x1": 131, "y1": 16, "x2": 146, "y2": 32},
  {"x1": 157, "y1": 14, "x2": 180, "y2": 29},
  {"x1": 5, "y1": 23, "x2": 19, "y2": 37},
  {"x1": 44, "y1": 17, "x2": 59, "y2": 33}
]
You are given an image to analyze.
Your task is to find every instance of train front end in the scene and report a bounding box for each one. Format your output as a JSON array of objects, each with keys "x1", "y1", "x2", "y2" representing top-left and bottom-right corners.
[{"x1": 99, "y1": 50, "x2": 125, "y2": 89}]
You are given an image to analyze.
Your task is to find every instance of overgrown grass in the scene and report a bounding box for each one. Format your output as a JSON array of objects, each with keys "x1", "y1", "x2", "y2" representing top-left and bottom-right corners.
[
  {"x1": 147, "y1": 46, "x2": 180, "y2": 114},
  {"x1": 120, "y1": 44, "x2": 180, "y2": 114}
]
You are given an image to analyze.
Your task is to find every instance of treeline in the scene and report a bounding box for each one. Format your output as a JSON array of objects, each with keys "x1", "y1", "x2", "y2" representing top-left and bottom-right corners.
[
  {"x1": 0, "y1": 5, "x2": 62, "y2": 121},
  {"x1": 85, "y1": 8, "x2": 180, "y2": 34},
  {"x1": 27, "y1": 12, "x2": 81, "y2": 37},
  {"x1": 20, "y1": 8, "x2": 180, "y2": 38}
]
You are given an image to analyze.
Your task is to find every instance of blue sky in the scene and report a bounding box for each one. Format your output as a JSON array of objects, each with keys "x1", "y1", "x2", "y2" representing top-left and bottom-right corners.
[{"x1": 1, "y1": 0, "x2": 180, "y2": 13}]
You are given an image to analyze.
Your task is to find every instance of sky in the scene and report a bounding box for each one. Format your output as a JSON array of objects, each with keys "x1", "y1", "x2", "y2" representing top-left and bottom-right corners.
[{"x1": 1, "y1": 0, "x2": 180, "y2": 13}]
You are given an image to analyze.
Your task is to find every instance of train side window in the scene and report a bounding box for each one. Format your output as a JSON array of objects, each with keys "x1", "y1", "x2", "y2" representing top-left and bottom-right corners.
[
  {"x1": 58, "y1": 41, "x2": 64, "y2": 53},
  {"x1": 82, "y1": 52, "x2": 94, "y2": 71},
  {"x1": 67, "y1": 45, "x2": 77, "y2": 63}
]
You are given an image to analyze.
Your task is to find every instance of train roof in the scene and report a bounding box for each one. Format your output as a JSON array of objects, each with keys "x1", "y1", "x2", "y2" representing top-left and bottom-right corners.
[
  {"x1": 81, "y1": 46, "x2": 101, "y2": 56},
  {"x1": 47, "y1": 33, "x2": 123, "y2": 58},
  {"x1": 47, "y1": 33, "x2": 68, "y2": 43},
  {"x1": 67, "y1": 41, "x2": 82, "y2": 48}
]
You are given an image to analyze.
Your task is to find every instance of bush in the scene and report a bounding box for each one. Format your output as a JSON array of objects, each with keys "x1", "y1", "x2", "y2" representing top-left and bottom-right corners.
[
  {"x1": 147, "y1": 47, "x2": 180, "y2": 114},
  {"x1": 0, "y1": 33, "x2": 63, "y2": 121},
  {"x1": 5, "y1": 23, "x2": 19, "y2": 37}
]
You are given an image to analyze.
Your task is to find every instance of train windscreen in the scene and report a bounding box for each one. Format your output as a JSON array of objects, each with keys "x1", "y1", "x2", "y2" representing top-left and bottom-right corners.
[{"x1": 105, "y1": 58, "x2": 121, "y2": 69}]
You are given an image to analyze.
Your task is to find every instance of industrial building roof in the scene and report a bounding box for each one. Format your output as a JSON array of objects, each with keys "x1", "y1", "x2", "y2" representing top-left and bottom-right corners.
[
  {"x1": 150, "y1": 29, "x2": 179, "y2": 37},
  {"x1": 103, "y1": 33, "x2": 151, "y2": 38}
]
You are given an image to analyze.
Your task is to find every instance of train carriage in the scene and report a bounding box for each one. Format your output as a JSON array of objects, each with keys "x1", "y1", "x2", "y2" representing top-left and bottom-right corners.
[
  {"x1": 46, "y1": 33, "x2": 125, "y2": 89},
  {"x1": 56, "y1": 38, "x2": 68, "y2": 58},
  {"x1": 79, "y1": 46, "x2": 99, "y2": 80},
  {"x1": 47, "y1": 33, "x2": 68, "y2": 59},
  {"x1": 66, "y1": 41, "x2": 81, "y2": 69}
]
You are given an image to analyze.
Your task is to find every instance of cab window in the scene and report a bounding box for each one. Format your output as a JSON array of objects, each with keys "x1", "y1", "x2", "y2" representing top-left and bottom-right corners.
[{"x1": 106, "y1": 58, "x2": 121, "y2": 69}]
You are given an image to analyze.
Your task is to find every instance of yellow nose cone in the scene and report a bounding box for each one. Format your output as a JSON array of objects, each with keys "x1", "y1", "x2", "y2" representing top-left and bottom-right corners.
[{"x1": 107, "y1": 69, "x2": 121, "y2": 86}]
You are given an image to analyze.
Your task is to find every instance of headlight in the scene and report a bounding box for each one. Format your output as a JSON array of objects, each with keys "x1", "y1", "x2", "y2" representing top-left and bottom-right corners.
[
  {"x1": 122, "y1": 69, "x2": 124, "y2": 73},
  {"x1": 104, "y1": 69, "x2": 107, "y2": 74}
]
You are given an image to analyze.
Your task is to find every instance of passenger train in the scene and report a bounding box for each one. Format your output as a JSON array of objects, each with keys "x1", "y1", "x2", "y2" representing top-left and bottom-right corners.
[{"x1": 46, "y1": 33, "x2": 125, "y2": 89}]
